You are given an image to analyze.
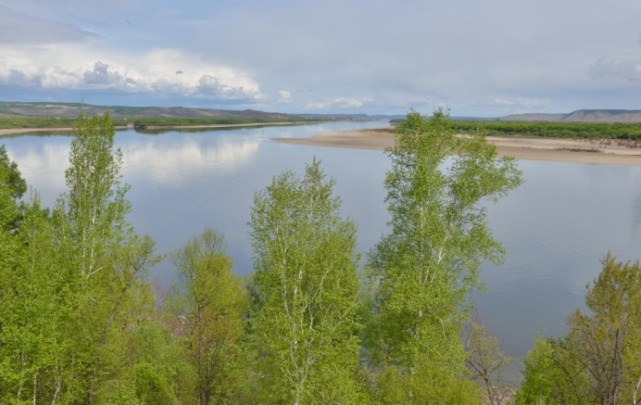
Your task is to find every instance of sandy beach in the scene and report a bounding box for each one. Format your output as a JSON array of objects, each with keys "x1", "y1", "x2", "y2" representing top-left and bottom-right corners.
[
  {"x1": 275, "y1": 128, "x2": 641, "y2": 166},
  {"x1": 0, "y1": 127, "x2": 76, "y2": 136}
]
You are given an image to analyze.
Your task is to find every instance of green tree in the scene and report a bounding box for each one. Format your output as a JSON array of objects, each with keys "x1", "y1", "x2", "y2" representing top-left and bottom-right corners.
[
  {"x1": 0, "y1": 114, "x2": 162, "y2": 404},
  {"x1": 517, "y1": 254, "x2": 641, "y2": 405},
  {"x1": 170, "y1": 229, "x2": 247, "y2": 405},
  {"x1": 0, "y1": 151, "x2": 70, "y2": 404},
  {"x1": 61, "y1": 113, "x2": 160, "y2": 404},
  {"x1": 515, "y1": 336, "x2": 589, "y2": 405},
  {"x1": 248, "y1": 160, "x2": 368, "y2": 404},
  {"x1": 0, "y1": 144, "x2": 23, "y2": 270},
  {"x1": 0, "y1": 145, "x2": 26, "y2": 233},
  {"x1": 0, "y1": 145, "x2": 27, "y2": 201},
  {"x1": 365, "y1": 110, "x2": 522, "y2": 403}
]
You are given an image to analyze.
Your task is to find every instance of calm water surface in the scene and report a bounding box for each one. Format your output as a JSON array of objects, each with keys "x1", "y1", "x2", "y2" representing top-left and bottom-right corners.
[{"x1": 3, "y1": 122, "x2": 640, "y2": 373}]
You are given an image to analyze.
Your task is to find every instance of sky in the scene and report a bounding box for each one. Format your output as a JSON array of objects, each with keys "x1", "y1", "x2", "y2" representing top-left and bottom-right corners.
[{"x1": 1, "y1": 0, "x2": 640, "y2": 116}]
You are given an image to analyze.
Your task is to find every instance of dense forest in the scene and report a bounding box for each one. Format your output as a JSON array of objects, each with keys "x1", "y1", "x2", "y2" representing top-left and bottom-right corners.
[
  {"x1": 450, "y1": 121, "x2": 641, "y2": 140},
  {"x1": 0, "y1": 116, "x2": 310, "y2": 130},
  {"x1": 1, "y1": 111, "x2": 639, "y2": 404}
]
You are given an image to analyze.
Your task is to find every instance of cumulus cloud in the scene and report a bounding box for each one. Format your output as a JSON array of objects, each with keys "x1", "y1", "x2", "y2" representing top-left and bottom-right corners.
[
  {"x1": 492, "y1": 97, "x2": 548, "y2": 108},
  {"x1": 82, "y1": 61, "x2": 135, "y2": 89},
  {"x1": 3, "y1": 0, "x2": 641, "y2": 113},
  {"x1": 0, "y1": 44, "x2": 263, "y2": 101},
  {"x1": 307, "y1": 97, "x2": 374, "y2": 110},
  {"x1": 278, "y1": 90, "x2": 292, "y2": 104}
]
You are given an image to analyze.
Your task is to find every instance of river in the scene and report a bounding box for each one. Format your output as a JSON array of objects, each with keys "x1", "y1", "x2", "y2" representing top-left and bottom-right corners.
[{"x1": 3, "y1": 121, "x2": 640, "y2": 376}]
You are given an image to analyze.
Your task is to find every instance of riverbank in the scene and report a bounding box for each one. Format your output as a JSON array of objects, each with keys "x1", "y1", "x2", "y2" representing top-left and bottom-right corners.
[
  {"x1": 0, "y1": 121, "x2": 300, "y2": 137},
  {"x1": 274, "y1": 128, "x2": 641, "y2": 166}
]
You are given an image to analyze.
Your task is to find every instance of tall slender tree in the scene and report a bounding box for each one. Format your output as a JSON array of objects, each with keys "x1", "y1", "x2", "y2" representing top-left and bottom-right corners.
[
  {"x1": 248, "y1": 160, "x2": 368, "y2": 404},
  {"x1": 366, "y1": 110, "x2": 522, "y2": 403},
  {"x1": 61, "y1": 113, "x2": 159, "y2": 404},
  {"x1": 170, "y1": 228, "x2": 247, "y2": 405}
]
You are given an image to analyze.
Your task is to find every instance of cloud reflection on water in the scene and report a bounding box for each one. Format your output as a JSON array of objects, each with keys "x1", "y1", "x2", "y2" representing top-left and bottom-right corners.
[
  {"x1": 6, "y1": 134, "x2": 261, "y2": 205},
  {"x1": 121, "y1": 138, "x2": 260, "y2": 185}
]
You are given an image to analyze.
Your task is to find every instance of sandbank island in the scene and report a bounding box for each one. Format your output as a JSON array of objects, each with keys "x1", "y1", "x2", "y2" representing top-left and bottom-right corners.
[{"x1": 275, "y1": 128, "x2": 641, "y2": 166}]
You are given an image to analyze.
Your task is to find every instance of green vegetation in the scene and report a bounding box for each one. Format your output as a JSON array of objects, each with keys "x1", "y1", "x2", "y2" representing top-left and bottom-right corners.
[
  {"x1": 0, "y1": 116, "x2": 310, "y2": 130},
  {"x1": 516, "y1": 254, "x2": 641, "y2": 405},
  {"x1": 248, "y1": 160, "x2": 368, "y2": 403},
  {"x1": 169, "y1": 229, "x2": 248, "y2": 404},
  {"x1": 364, "y1": 110, "x2": 522, "y2": 403},
  {"x1": 0, "y1": 113, "x2": 161, "y2": 404},
  {"x1": 0, "y1": 116, "x2": 127, "y2": 129},
  {"x1": 3, "y1": 110, "x2": 639, "y2": 404},
  {"x1": 451, "y1": 120, "x2": 641, "y2": 140},
  {"x1": 131, "y1": 116, "x2": 310, "y2": 128}
]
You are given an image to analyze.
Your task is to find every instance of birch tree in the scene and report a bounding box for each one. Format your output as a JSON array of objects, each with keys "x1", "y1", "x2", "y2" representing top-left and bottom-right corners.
[
  {"x1": 366, "y1": 110, "x2": 522, "y2": 403},
  {"x1": 60, "y1": 113, "x2": 158, "y2": 403},
  {"x1": 0, "y1": 115, "x2": 159, "y2": 404},
  {"x1": 249, "y1": 160, "x2": 368, "y2": 404},
  {"x1": 0, "y1": 153, "x2": 76, "y2": 404}
]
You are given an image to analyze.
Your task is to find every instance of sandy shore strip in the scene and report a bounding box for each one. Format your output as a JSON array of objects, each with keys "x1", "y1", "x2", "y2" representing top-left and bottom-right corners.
[
  {"x1": 274, "y1": 128, "x2": 641, "y2": 166},
  {"x1": 0, "y1": 127, "x2": 76, "y2": 136}
]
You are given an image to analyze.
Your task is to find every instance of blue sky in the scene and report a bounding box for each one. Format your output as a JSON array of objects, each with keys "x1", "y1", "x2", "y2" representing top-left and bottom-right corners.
[{"x1": 1, "y1": 0, "x2": 640, "y2": 116}]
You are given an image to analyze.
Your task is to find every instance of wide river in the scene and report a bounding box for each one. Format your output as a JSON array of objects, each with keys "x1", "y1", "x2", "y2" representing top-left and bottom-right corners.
[{"x1": 3, "y1": 121, "x2": 640, "y2": 376}]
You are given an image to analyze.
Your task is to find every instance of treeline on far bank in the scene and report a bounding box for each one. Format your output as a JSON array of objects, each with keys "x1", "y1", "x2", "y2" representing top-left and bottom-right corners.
[
  {"x1": 4, "y1": 113, "x2": 641, "y2": 141},
  {"x1": 451, "y1": 120, "x2": 641, "y2": 140},
  {"x1": 0, "y1": 116, "x2": 315, "y2": 130}
]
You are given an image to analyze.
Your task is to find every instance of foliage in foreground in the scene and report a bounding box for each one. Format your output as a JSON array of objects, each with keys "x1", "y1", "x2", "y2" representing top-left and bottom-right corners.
[
  {"x1": 0, "y1": 114, "x2": 161, "y2": 404},
  {"x1": 11, "y1": 110, "x2": 623, "y2": 404},
  {"x1": 516, "y1": 254, "x2": 641, "y2": 405},
  {"x1": 364, "y1": 109, "x2": 522, "y2": 402},
  {"x1": 248, "y1": 160, "x2": 369, "y2": 403}
]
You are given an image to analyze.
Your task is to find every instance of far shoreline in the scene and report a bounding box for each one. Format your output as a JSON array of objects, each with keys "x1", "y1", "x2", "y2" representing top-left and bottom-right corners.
[
  {"x1": 0, "y1": 121, "x2": 301, "y2": 137},
  {"x1": 274, "y1": 128, "x2": 641, "y2": 167},
  {"x1": 4, "y1": 124, "x2": 641, "y2": 166}
]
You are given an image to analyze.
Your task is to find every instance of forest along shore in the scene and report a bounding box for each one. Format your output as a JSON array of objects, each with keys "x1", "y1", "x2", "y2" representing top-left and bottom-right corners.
[
  {"x1": 274, "y1": 127, "x2": 641, "y2": 166},
  {"x1": 0, "y1": 121, "x2": 299, "y2": 137}
]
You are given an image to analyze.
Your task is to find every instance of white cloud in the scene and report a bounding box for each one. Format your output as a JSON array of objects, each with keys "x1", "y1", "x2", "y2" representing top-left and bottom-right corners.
[
  {"x1": 278, "y1": 90, "x2": 292, "y2": 104},
  {"x1": 3, "y1": 0, "x2": 641, "y2": 114},
  {"x1": 307, "y1": 97, "x2": 374, "y2": 110},
  {"x1": 0, "y1": 44, "x2": 263, "y2": 101},
  {"x1": 492, "y1": 97, "x2": 548, "y2": 108}
]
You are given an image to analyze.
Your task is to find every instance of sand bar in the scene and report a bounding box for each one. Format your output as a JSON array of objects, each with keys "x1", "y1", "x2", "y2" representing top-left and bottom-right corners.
[
  {"x1": 0, "y1": 127, "x2": 75, "y2": 136},
  {"x1": 274, "y1": 128, "x2": 641, "y2": 166}
]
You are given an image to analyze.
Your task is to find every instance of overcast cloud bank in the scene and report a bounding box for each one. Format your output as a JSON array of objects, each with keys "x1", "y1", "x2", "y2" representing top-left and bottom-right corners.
[{"x1": 1, "y1": 0, "x2": 640, "y2": 116}]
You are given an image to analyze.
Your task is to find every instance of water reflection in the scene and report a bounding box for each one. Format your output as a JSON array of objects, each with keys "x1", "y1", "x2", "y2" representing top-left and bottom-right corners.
[
  {"x1": 122, "y1": 137, "x2": 260, "y2": 184},
  {"x1": 5, "y1": 140, "x2": 71, "y2": 204}
]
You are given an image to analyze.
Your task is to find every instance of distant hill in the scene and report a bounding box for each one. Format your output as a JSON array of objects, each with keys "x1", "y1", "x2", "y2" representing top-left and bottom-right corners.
[
  {"x1": 0, "y1": 101, "x2": 390, "y2": 122},
  {"x1": 502, "y1": 109, "x2": 641, "y2": 123}
]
